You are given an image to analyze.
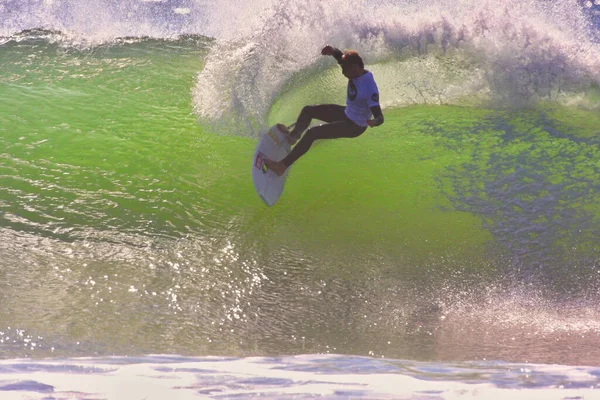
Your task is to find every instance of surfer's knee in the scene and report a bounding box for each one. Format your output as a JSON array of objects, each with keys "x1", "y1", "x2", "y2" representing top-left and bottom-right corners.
[
  {"x1": 300, "y1": 105, "x2": 316, "y2": 117},
  {"x1": 303, "y1": 126, "x2": 321, "y2": 142}
]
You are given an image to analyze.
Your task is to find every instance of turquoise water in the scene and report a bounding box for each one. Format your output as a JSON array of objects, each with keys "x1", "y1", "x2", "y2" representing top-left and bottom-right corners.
[{"x1": 1, "y1": 0, "x2": 600, "y2": 397}]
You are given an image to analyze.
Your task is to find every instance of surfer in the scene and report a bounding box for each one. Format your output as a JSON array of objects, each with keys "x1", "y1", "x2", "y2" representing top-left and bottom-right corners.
[{"x1": 264, "y1": 45, "x2": 384, "y2": 176}]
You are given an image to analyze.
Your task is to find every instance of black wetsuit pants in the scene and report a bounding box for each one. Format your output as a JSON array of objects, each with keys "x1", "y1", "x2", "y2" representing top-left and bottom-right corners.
[{"x1": 282, "y1": 104, "x2": 367, "y2": 168}]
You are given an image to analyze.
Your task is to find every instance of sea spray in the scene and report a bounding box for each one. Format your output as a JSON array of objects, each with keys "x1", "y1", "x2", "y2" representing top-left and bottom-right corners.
[{"x1": 190, "y1": 0, "x2": 600, "y2": 135}]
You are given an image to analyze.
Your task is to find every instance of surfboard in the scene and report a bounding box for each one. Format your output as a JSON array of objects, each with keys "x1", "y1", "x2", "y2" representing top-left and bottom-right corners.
[{"x1": 252, "y1": 124, "x2": 292, "y2": 206}]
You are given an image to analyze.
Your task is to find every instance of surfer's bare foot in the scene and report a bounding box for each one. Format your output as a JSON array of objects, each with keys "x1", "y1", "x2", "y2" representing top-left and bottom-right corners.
[
  {"x1": 264, "y1": 158, "x2": 286, "y2": 176},
  {"x1": 277, "y1": 123, "x2": 298, "y2": 145}
]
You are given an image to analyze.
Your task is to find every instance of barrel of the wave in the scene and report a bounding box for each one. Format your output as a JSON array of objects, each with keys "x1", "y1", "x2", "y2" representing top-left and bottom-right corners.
[{"x1": 251, "y1": 124, "x2": 292, "y2": 206}]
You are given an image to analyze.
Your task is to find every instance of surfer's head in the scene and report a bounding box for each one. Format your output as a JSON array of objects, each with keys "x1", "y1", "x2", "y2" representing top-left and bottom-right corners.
[{"x1": 340, "y1": 50, "x2": 365, "y2": 78}]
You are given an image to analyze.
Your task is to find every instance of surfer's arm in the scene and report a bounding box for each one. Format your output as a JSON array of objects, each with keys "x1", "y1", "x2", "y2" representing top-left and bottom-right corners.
[
  {"x1": 321, "y1": 45, "x2": 344, "y2": 63},
  {"x1": 331, "y1": 48, "x2": 344, "y2": 64},
  {"x1": 367, "y1": 105, "x2": 384, "y2": 127}
]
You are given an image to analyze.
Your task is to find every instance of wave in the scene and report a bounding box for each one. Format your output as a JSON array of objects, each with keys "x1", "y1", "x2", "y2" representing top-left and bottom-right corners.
[
  {"x1": 3, "y1": 0, "x2": 598, "y2": 42},
  {"x1": 191, "y1": 0, "x2": 600, "y2": 135},
  {"x1": 2, "y1": 0, "x2": 600, "y2": 134},
  {"x1": 0, "y1": 0, "x2": 204, "y2": 43}
]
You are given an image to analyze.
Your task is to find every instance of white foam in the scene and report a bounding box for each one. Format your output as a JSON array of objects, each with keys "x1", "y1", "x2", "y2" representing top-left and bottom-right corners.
[
  {"x1": 1, "y1": 355, "x2": 598, "y2": 399},
  {"x1": 191, "y1": 0, "x2": 600, "y2": 135}
]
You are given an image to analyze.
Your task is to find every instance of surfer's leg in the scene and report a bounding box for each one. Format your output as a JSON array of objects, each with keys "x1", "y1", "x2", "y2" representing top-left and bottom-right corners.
[
  {"x1": 289, "y1": 104, "x2": 346, "y2": 141},
  {"x1": 265, "y1": 120, "x2": 364, "y2": 176},
  {"x1": 282, "y1": 120, "x2": 367, "y2": 169}
]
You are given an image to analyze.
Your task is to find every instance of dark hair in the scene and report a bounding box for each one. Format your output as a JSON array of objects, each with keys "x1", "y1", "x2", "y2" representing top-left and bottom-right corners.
[{"x1": 342, "y1": 50, "x2": 364, "y2": 69}]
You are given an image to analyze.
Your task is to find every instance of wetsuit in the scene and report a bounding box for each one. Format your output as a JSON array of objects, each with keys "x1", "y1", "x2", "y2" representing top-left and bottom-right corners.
[{"x1": 281, "y1": 48, "x2": 383, "y2": 168}]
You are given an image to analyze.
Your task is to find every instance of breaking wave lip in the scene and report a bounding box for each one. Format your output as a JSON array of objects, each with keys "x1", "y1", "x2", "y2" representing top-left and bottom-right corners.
[
  {"x1": 2, "y1": 0, "x2": 599, "y2": 131},
  {"x1": 0, "y1": 28, "x2": 212, "y2": 49},
  {"x1": 191, "y1": 0, "x2": 600, "y2": 136},
  {"x1": 2, "y1": 0, "x2": 599, "y2": 41},
  {"x1": 0, "y1": 0, "x2": 209, "y2": 44},
  {"x1": 0, "y1": 0, "x2": 281, "y2": 44}
]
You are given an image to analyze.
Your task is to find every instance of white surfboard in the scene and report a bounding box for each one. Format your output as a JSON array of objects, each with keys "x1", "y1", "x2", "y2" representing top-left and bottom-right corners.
[{"x1": 252, "y1": 124, "x2": 292, "y2": 206}]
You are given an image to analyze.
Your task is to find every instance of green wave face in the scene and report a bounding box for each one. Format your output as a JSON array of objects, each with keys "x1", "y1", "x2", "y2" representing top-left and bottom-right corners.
[
  {"x1": 1, "y1": 38, "x2": 493, "y2": 261},
  {"x1": 269, "y1": 61, "x2": 600, "y2": 267},
  {"x1": 1, "y1": 37, "x2": 600, "y2": 362}
]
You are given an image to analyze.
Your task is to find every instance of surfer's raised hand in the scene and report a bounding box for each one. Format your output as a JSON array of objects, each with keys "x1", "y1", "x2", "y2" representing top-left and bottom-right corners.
[
  {"x1": 322, "y1": 45, "x2": 344, "y2": 64},
  {"x1": 321, "y1": 45, "x2": 334, "y2": 56}
]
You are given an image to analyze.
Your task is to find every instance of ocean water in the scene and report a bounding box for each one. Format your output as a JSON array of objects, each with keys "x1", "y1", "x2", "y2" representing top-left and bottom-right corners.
[{"x1": 1, "y1": 0, "x2": 600, "y2": 398}]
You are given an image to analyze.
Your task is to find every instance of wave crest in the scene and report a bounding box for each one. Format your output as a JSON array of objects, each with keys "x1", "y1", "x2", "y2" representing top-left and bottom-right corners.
[{"x1": 192, "y1": 0, "x2": 600, "y2": 135}]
